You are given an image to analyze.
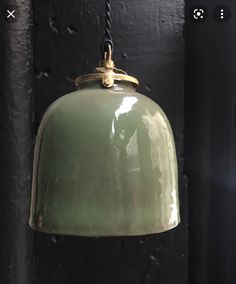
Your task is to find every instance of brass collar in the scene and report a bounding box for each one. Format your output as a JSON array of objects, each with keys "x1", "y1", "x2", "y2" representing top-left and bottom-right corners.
[{"x1": 75, "y1": 45, "x2": 139, "y2": 88}]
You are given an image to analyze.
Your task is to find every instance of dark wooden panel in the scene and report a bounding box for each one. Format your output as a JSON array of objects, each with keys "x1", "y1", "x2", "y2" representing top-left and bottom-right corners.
[
  {"x1": 185, "y1": 1, "x2": 236, "y2": 283},
  {"x1": 0, "y1": 1, "x2": 34, "y2": 284}
]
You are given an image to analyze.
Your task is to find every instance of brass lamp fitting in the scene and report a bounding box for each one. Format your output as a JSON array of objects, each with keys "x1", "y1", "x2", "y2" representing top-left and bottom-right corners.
[{"x1": 75, "y1": 45, "x2": 139, "y2": 88}]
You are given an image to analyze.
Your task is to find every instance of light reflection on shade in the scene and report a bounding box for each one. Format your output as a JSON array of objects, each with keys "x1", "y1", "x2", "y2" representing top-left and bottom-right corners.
[
  {"x1": 142, "y1": 109, "x2": 179, "y2": 227},
  {"x1": 115, "y1": 96, "x2": 138, "y2": 120},
  {"x1": 169, "y1": 191, "x2": 179, "y2": 225}
]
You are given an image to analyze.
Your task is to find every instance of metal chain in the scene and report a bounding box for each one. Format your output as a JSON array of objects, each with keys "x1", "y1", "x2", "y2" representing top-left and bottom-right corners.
[{"x1": 102, "y1": 0, "x2": 113, "y2": 56}]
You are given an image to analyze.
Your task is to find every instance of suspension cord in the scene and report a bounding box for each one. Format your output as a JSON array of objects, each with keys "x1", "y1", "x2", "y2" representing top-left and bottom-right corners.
[{"x1": 102, "y1": 0, "x2": 113, "y2": 57}]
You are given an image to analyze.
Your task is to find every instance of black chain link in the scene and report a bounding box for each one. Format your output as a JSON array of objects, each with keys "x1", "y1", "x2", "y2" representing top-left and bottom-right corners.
[{"x1": 102, "y1": 0, "x2": 113, "y2": 56}]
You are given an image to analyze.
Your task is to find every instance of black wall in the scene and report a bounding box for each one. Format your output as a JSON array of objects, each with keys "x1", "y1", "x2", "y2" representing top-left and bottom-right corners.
[
  {"x1": 0, "y1": 0, "x2": 187, "y2": 283},
  {"x1": 186, "y1": 1, "x2": 236, "y2": 284},
  {"x1": 0, "y1": 0, "x2": 33, "y2": 284}
]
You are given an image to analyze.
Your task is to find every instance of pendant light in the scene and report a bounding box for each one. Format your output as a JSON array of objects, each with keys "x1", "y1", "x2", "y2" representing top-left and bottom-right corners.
[{"x1": 29, "y1": 0, "x2": 180, "y2": 236}]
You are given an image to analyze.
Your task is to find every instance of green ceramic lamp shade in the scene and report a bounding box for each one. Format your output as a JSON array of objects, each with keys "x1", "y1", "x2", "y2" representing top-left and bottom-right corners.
[
  {"x1": 29, "y1": 46, "x2": 180, "y2": 236},
  {"x1": 29, "y1": 0, "x2": 180, "y2": 235}
]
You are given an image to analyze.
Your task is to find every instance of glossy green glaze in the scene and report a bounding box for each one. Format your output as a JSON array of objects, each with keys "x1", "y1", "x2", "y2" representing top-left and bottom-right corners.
[{"x1": 29, "y1": 82, "x2": 180, "y2": 236}]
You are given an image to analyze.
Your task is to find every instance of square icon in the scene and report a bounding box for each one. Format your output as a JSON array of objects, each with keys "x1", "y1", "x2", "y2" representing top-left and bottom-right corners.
[{"x1": 191, "y1": 5, "x2": 208, "y2": 23}]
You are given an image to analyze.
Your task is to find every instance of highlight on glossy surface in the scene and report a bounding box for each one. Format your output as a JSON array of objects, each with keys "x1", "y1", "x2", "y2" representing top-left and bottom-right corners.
[{"x1": 29, "y1": 81, "x2": 180, "y2": 236}]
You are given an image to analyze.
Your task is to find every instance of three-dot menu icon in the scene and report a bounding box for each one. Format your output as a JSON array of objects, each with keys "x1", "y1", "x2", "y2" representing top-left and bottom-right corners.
[
  {"x1": 213, "y1": 5, "x2": 231, "y2": 23},
  {"x1": 220, "y1": 9, "x2": 224, "y2": 20}
]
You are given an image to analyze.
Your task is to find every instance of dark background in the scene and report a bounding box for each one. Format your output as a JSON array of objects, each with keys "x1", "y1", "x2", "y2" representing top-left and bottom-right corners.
[
  {"x1": 186, "y1": 1, "x2": 236, "y2": 283},
  {"x1": 0, "y1": 0, "x2": 235, "y2": 283}
]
